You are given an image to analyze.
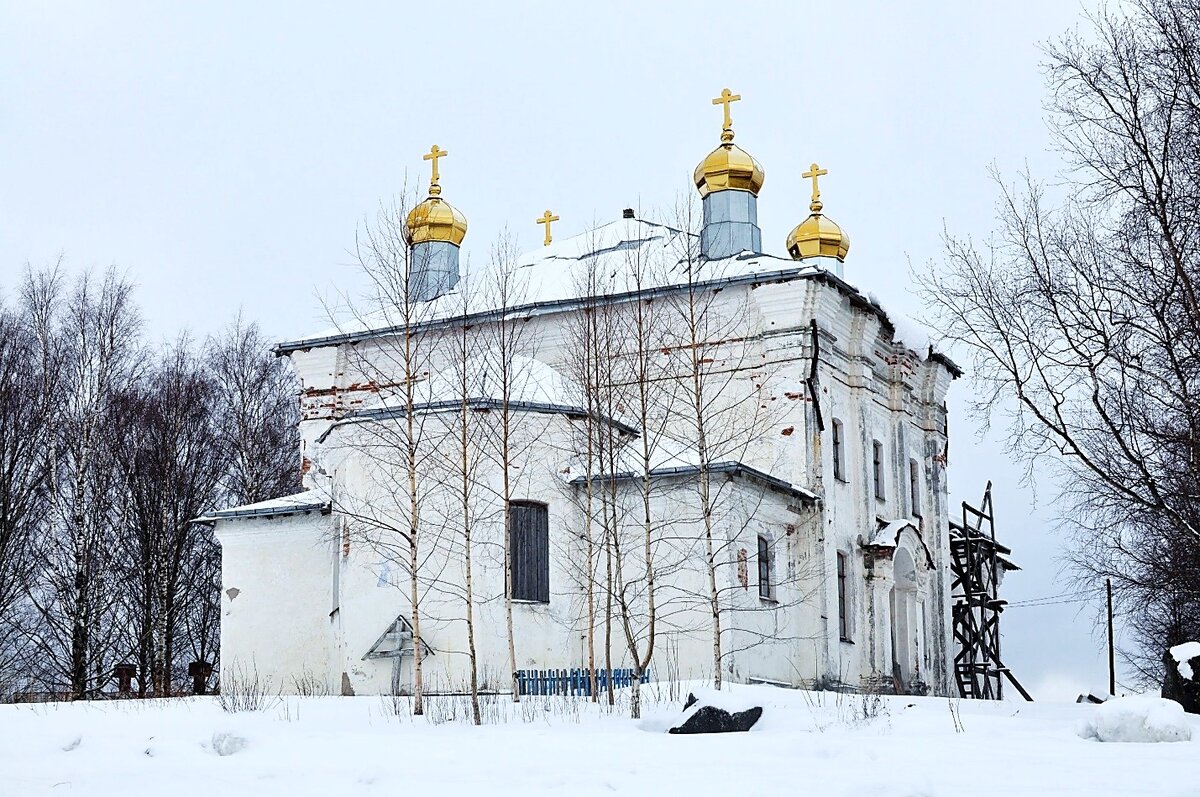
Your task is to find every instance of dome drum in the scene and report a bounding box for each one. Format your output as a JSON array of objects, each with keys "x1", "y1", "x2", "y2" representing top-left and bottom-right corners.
[
  {"x1": 700, "y1": 190, "x2": 762, "y2": 259},
  {"x1": 407, "y1": 241, "x2": 462, "y2": 302}
]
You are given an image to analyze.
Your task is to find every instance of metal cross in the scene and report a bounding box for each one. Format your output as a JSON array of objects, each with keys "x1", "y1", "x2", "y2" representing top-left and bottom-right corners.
[
  {"x1": 802, "y1": 162, "x2": 829, "y2": 202},
  {"x1": 423, "y1": 144, "x2": 448, "y2": 186},
  {"x1": 536, "y1": 209, "x2": 560, "y2": 246},
  {"x1": 711, "y1": 88, "x2": 741, "y2": 131}
]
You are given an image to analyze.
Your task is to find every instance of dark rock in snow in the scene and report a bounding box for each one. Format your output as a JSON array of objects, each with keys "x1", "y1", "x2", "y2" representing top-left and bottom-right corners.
[{"x1": 668, "y1": 692, "x2": 763, "y2": 734}]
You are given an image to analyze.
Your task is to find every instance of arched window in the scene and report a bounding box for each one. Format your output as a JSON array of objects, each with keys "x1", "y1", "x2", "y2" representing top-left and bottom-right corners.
[
  {"x1": 508, "y1": 501, "x2": 549, "y2": 603},
  {"x1": 890, "y1": 547, "x2": 922, "y2": 683}
]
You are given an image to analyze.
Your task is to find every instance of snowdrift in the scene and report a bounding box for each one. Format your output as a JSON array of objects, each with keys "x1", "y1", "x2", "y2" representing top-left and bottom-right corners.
[{"x1": 1078, "y1": 694, "x2": 1193, "y2": 743}]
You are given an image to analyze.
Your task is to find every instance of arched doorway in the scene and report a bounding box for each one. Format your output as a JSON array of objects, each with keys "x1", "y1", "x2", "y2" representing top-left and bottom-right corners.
[{"x1": 890, "y1": 547, "x2": 919, "y2": 685}]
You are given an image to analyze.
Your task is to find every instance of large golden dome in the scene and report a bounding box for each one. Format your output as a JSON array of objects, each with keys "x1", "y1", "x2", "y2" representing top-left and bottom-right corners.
[
  {"x1": 787, "y1": 163, "x2": 849, "y2": 262},
  {"x1": 405, "y1": 144, "x2": 468, "y2": 246},
  {"x1": 694, "y1": 140, "x2": 765, "y2": 198},
  {"x1": 406, "y1": 196, "x2": 468, "y2": 246}
]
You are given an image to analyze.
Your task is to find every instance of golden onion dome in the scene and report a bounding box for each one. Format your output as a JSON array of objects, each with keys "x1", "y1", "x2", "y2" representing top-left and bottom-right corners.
[
  {"x1": 694, "y1": 139, "x2": 765, "y2": 198},
  {"x1": 786, "y1": 163, "x2": 849, "y2": 262},
  {"x1": 406, "y1": 195, "x2": 468, "y2": 246},
  {"x1": 405, "y1": 144, "x2": 468, "y2": 246}
]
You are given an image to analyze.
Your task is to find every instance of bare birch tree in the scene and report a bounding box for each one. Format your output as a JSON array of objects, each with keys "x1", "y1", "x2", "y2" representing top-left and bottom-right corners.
[
  {"x1": 26, "y1": 268, "x2": 141, "y2": 697},
  {"x1": 920, "y1": 0, "x2": 1200, "y2": 684},
  {"x1": 207, "y1": 316, "x2": 301, "y2": 505},
  {"x1": 0, "y1": 297, "x2": 56, "y2": 692},
  {"x1": 435, "y1": 266, "x2": 485, "y2": 723},
  {"x1": 478, "y1": 233, "x2": 538, "y2": 702},
  {"x1": 604, "y1": 245, "x2": 679, "y2": 719},
  {"x1": 323, "y1": 196, "x2": 446, "y2": 714},
  {"x1": 661, "y1": 197, "x2": 786, "y2": 687},
  {"x1": 113, "y1": 337, "x2": 225, "y2": 695}
]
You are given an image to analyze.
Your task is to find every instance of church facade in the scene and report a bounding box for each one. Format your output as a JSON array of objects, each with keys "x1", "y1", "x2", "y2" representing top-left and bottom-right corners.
[{"x1": 207, "y1": 91, "x2": 961, "y2": 697}]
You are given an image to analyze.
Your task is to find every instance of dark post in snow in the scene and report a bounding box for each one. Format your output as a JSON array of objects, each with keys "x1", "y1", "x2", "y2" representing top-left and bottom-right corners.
[
  {"x1": 114, "y1": 663, "x2": 137, "y2": 697},
  {"x1": 188, "y1": 661, "x2": 213, "y2": 695},
  {"x1": 1106, "y1": 578, "x2": 1115, "y2": 696}
]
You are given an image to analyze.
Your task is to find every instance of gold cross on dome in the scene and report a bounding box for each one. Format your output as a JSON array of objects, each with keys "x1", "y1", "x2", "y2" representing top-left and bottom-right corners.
[
  {"x1": 536, "y1": 209, "x2": 560, "y2": 246},
  {"x1": 711, "y1": 88, "x2": 741, "y2": 131},
  {"x1": 802, "y1": 162, "x2": 828, "y2": 202},
  {"x1": 423, "y1": 144, "x2": 448, "y2": 192}
]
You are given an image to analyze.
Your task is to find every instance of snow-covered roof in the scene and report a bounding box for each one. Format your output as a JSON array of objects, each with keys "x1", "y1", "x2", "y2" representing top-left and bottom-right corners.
[
  {"x1": 866, "y1": 518, "x2": 934, "y2": 567},
  {"x1": 868, "y1": 519, "x2": 917, "y2": 548},
  {"x1": 567, "y1": 459, "x2": 820, "y2": 504},
  {"x1": 277, "y1": 217, "x2": 860, "y2": 354},
  {"x1": 194, "y1": 490, "x2": 330, "y2": 523},
  {"x1": 316, "y1": 354, "x2": 638, "y2": 444}
]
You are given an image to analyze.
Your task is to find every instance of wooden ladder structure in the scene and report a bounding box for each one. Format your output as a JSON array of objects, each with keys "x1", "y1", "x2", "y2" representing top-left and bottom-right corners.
[{"x1": 949, "y1": 482, "x2": 1033, "y2": 701}]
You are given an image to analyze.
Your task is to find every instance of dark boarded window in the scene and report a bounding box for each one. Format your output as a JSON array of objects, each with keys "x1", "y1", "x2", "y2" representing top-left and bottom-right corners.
[
  {"x1": 909, "y1": 458, "x2": 921, "y2": 517},
  {"x1": 872, "y1": 439, "x2": 885, "y2": 500},
  {"x1": 837, "y1": 551, "x2": 851, "y2": 641},
  {"x1": 757, "y1": 535, "x2": 772, "y2": 599},
  {"x1": 832, "y1": 419, "x2": 845, "y2": 481},
  {"x1": 509, "y1": 501, "x2": 549, "y2": 603}
]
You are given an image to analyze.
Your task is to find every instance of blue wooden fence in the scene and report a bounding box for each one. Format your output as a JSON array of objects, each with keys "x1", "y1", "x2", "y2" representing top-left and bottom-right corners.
[{"x1": 515, "y1": 668, "x2": 650, "y2": 696}]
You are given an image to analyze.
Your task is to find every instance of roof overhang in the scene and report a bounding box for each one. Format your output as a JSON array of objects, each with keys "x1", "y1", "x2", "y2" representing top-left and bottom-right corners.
[
  {"x1": 569, "y1": 460, "x2": 820, "y2": 504},
  {"x1": 193, "y1": 492, "x2": 330, "y2": 523}
]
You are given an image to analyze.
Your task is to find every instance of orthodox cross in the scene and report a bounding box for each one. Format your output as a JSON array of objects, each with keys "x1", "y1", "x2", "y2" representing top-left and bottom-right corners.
[
  {"x1": 802, "y1": 162, "x2": 828, "y2": 203},
  {"x1": 536, "y1": 209, "x2": 559, "y2": 246},
  {"x1": 711, "y1": 88, "x2": 741, "y2": 131},
  {"x1": 423, "y1": 145, "x2": 448, "y2": 194}
]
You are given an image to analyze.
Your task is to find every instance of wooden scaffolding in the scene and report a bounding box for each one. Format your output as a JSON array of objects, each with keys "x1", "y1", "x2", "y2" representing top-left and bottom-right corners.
[{"x1": 949, "y1": 482, "x2": 1032, "y2": 701}]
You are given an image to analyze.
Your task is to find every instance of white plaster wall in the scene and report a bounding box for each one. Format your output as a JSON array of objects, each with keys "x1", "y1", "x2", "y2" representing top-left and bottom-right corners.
[{"x1": 215, "y1": 510, "x2": 335, "y2": 693}]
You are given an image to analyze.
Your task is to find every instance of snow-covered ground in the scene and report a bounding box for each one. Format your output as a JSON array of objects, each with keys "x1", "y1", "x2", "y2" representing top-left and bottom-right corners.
[{"x1": 2, "y1": 684, "x2": 1197, "y2": 796}]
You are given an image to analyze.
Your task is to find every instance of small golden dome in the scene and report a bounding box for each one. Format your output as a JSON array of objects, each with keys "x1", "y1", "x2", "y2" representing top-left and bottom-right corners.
[
  {"x1": 787, "y1": 162, "x2": 849, "y2": 262},
  {"x1": 694, "y1": 141, "x2": 765, "y2": 198},
  {"x1": 406, "y1": 196, "x2": 468, "y2": 246},
  {"x1": 787, "y1": 207, "x2": 850, "y2": 261}
]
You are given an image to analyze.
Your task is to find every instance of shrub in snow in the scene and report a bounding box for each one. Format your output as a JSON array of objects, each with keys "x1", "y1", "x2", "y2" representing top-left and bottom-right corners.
[
  {"x1": 1163, "y1": 642, "x2": 1200, "y2": 715},
  {"x1": 217, "y1": 664, "x2": 279, "y2": 714},
  {"x1": 1079, "y1": 695, "x2": 1192, "y2": 743},
  {"x1": 668, "y1": 691, "x2": 762, "y2": 735},
  {"x1": 211, "y1": 732, "x2": 248, "y2": 756}
]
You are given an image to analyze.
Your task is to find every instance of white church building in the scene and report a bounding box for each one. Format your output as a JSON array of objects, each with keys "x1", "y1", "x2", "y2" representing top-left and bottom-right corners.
[{"x1": 206, "y1": 91, "x2": 963, "y2": 698}]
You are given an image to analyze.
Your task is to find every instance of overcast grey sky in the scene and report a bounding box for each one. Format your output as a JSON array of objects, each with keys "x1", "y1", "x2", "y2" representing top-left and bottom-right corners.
[{"x1": 1, "y1": 0, "x2": 1114, "y2": 698}]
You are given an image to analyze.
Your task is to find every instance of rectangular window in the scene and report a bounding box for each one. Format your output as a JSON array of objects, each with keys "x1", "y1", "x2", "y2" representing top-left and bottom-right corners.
[
  {"x1": 832, "y1": 419, "x2": 845, "y2": 482},
  {"x1": 909, "y1": 459, "x2": 921, "y2": 517},
  {"x1": 508, "y1": 501, "x2": 549, "y2": 603},
  {"x1": 757, "y1": 535, "x2": 772, "y2": 599},
  {"x1": 837, "y1": 551, "x2": 851, "y2": 641},
  {"x1": 873, "y1": 440, "x2": 885, "y2": 500}
]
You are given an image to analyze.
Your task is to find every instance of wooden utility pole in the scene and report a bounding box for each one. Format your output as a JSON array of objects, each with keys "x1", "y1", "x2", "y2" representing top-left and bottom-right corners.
[{"x1": 1106, "y1": 578, "x2": 1115, "y2": 696}]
